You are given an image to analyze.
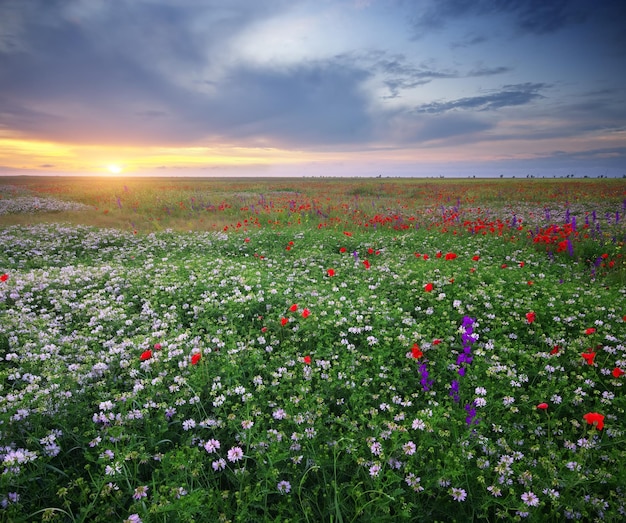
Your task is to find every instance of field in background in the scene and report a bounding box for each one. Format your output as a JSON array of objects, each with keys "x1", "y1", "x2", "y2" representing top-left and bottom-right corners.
[
  {"x1": 1, "y1": 176, "x2": 626, "y2": 522},
  {"x1": 1, "y1": 176, "x2": 625, "y2": 234}
]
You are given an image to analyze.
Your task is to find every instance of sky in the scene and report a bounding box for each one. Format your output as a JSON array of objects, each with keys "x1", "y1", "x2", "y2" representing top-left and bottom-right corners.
[{"x1": 0, "y1": 0, "x2": 625, "y2": 178}]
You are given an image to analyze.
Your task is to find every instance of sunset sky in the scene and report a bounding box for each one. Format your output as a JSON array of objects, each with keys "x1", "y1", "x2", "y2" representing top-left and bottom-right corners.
[{"x1": 1, "y1": 0, "x2": 625, "y2": 177}]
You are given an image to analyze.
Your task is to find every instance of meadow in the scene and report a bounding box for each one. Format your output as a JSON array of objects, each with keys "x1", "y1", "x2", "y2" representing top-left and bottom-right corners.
[{"x1": 0, "y1": 176, "x2": 625, "y2": 522}]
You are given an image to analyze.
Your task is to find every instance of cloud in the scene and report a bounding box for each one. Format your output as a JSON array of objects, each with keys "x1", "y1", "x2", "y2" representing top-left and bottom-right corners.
[
  {"x1": 408, "y1": 0, "x2": 588, "y2": 36},
  {"x1": 414, "y1": 83, "x2": 547, "y2": 114}
]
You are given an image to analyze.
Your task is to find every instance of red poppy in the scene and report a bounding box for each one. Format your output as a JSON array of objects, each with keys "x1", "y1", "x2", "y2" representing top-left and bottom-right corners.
[
  {"x1": 612, "y1": 367, "x2": 625, "y2": 378},
  {"x1": 302, "y1": 308, "x2": 311, "y2": 318},
  {"x1": 261, "y1": 326, "x2": 268, "y2": 333},
  {"x1": 303, "y1": 355, "x2": 311, "y2": 364},
  {"x1": 411, "y1": 343, "x2": 423, "y2": 359},
  {"x1": 582, "y1": 412, "x2": 604, "y2": 430},
  {"x1": 501, "y1": 264, "x2": 508, "y2": 269},
  {"x1": 339, "y1": 247, "x2": 347, "y2": 253},
  {"x1": 472, "y1": 255, "x2": 480, "y2": 261},
  {"x1": 537, "y1": 403, "x2": 549, "y2": 410},
  {"x1": 436, "y1": 251, "x2": 442, "y2": 258},
  {"x1": 519, "y1": 262, "x2": 525, "y2": 268},
  {"x1": 363, "y1": 260, "x2": 371, "y2": 269},
  {"x1": 368, "y1": 248, "x2": 374, "y2": 255},
  {"x1": 423, "y1": 254, "x2": 429, "y2": 260},
  {"x1": 582, "y1": 352, "x2": 596, "y2": 365},
  {"x1": 584, "y1": 328, "x2": 596, "y2": 335},
  {"x1": 327, "y1": 268, "x2": 335, "y2": 277},
  {"x1": 525, "y1": 311, "x2": 536, "y2": 324},
  {"x1": 432, "y1": 339, "x2": 442, "y2": 345},
  {"x1": 445, "y1": 252, "x2": 457, "y2": 260},
  {"x1": 424, "y1": 283, "x2": 434, "y2": 292},
  {"x1": 550, "y1": 345, "x2": 560, "y2": 355},
  {"x1": 140, "y1": 350, "x2": 152, "y2": 361},
  {"x1": 289, "y1": 304, "x2": 298, "y2": 312},
  {"x1": 191, "y1": 353, "x2": 201, "y2": 365},
  {"x1": 0, "y1": 273, "x2": 8, "y2": 282},
  {"x1": 281, "y1": 317, "x2": 288, "y2": 326}
]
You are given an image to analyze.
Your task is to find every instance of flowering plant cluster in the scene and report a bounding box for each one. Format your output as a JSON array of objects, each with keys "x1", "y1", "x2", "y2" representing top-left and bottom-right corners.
[{"x1": 0, "y1": 179, "x2": 625, "y2": 522}]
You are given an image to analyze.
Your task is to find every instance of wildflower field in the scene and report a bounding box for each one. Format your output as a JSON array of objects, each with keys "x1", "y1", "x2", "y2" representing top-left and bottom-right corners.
[{"x1": 1, "y1": 177, "x2": 625, "y2": 522}]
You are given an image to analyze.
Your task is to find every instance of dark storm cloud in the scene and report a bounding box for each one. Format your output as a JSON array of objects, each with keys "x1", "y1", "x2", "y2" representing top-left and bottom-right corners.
[{"x1": 414, "y1": 83, "x2": 546, "y2": 114}]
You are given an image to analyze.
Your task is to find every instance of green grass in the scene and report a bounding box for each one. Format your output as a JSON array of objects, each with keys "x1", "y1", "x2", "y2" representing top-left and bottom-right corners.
[{"x1": 0, "y1": 177, "x2": 625, "y2": 522}]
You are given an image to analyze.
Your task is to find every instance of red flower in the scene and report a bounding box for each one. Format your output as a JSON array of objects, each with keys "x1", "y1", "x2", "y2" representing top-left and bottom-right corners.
[
  {"x1": 519, "y1": 262, "x2": 525, "y2": 268},
  {"x1": 339, "y1": 247, "x2": 347, "y2": 253},
  {"x1": 436, "y1": 251, "x2": 442, "y2": 258},
  {"x1": 281, "y1": 317, "x2": 288, "y2": 326},
  {"x1": 261, "y1": 326, "x2": 268, "y2": 333},
  {"x1": 363, "y1": 259, "x2": 371, "y2": 269},
  {"x1": 140, "y1": 350, "x2": 152, "y2": 361},
  {"x1": 303, "y1": 355, "x2": 311, "y2": 364},
  {"x1": 302, "y1": 308, "x2": 311, "y2": 318},
  {"x1": 525, "y1": 311, "x2": 536, "y2": 324},
  {"x1": 537, "y1": 403, "x2": 549, "y2": 410},
  {"x1": 368, "y1": 248, "x2": 374, "y2": 255},
  {"x1": 0, "y1": 273, "x2": 8, "y2": 282},
  {"x1": 472, "y1": 255, "x2": 480, "y2": 261},
  {"x1": 411, "y1": 343, "x2": 423, "y2": 359},
  {"x1": 444, "y1": 252, "x2": 457, "y2": 260},
  {"x1": 432, "y1": 339, "x2": 442, "y2": 345},
  {"x1": 584, "y1": 327, "x2": 596, "y2": 335},
  {"x1": 582, "y1": 412, "x2": 604, "y2": 430},
  {"x1": 191, "y1": 353, "x2": 201, "y2": 365},
  {"x1": 289, "y1": 304, "x2": 298, "y2": 312},
  {"x1": 423, "y1": 254, "x2": 429, "y2": 260},
  {"x1": 550, "y1": 345, "x2": 560, "y2": 355},
  {"x1": 327, "y1": 268, "x2": 335, "y2": 277},
  {"x1": 424, "y1": 283, "x2": 434, "y2": 292},
  {"x1": 501, "y1": 264, "x2": 507, "y2": 269},
  {"x1": 581, "y1": 352, "x2": 596, "y2": 365},
  {"x1": 612, "y1": 367, "x2": 625, "y2": 378}
]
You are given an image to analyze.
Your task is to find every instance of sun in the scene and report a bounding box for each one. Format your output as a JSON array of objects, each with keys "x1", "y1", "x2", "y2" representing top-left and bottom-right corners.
[{"x1": 107, "y1": 164, "x2": 122, "y2": 174}]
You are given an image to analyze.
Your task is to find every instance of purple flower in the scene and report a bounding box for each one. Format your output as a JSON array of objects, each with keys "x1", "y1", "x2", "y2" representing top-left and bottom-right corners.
[
  {"x1": 227, "y1": 446, "x2": 244, "y2": 462},
  {"x1": 277, "y1": 480, "x2": 291, "y2": 494}
]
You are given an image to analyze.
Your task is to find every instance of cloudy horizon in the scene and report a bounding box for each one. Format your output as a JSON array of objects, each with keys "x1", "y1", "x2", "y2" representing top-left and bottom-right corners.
[{"x1": 1, "y1": 0, "x2": 625, "y2": 177}]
